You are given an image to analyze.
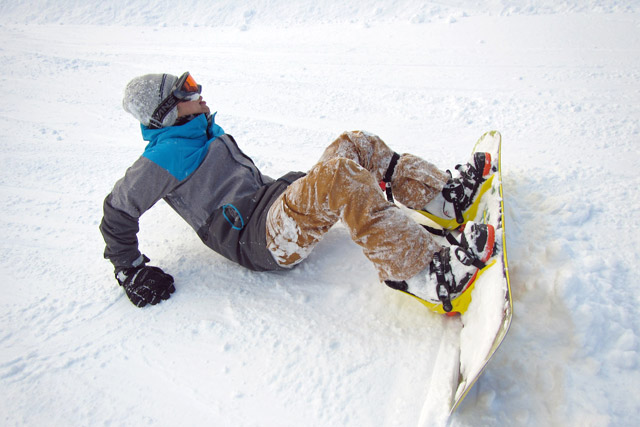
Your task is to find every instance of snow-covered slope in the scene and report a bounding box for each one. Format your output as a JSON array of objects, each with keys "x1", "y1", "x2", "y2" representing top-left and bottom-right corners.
[
  {"x1": 0, "y1": 0, "x2": 638, "y2": 27},
  {"x1": 1, "y1": 1, "x2": 639, "y2": 425}
]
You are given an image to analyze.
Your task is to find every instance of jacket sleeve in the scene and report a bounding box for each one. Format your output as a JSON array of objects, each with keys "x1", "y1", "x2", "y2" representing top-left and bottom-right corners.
[{"x1": 99, "y1": 156, "x2": 179, "y2": 271}]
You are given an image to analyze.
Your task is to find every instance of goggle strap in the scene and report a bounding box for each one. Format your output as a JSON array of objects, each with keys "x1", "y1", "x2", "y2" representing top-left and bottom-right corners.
[
  {"x1": 149, "y1": 93, "x2": 180, "y2": 129},
  {"x1": 159, "y1": 74, "x2": 168, "y2": 100}
]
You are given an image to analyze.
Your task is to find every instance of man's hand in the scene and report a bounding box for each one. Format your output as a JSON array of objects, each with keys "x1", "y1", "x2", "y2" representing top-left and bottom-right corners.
[{"x1": 117, "y1": 265, "x2": 175, "y2": 307}]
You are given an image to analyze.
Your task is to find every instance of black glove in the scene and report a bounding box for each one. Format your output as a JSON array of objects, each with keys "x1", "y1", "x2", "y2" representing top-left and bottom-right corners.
[{"x1": 117, "y1": 265, "x2": 175, "y2": 308}]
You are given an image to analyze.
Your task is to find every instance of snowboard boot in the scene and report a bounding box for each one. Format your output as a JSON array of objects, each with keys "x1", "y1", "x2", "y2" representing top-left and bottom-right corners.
[
  {"x1": 421, "y1": 152, "x2": 496, "y2": 229},
  {"x1": 457, "y1": 221, "x2": 495, "y2": 264},
  {"x1": 386, "y1": 222, "x2": 496, "y2": 315}
]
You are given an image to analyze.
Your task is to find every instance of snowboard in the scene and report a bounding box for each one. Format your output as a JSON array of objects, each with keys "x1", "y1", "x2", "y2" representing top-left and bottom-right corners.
[{"x1": 409, "y1": 131, "x2": 513, "y2": 416}]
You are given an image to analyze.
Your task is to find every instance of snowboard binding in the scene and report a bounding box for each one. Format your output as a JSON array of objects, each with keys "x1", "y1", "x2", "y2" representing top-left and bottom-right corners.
[
  {"x1": 418, "y1": 152, "x2": 496, "y2": 230},
  {"x1": 386, "y1": 222, "x2": 496, "y2": 315}
]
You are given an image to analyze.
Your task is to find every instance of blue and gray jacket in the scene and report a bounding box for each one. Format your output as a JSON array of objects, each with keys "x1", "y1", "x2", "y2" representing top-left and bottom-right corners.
[{"x1": 99, "y1": 114, "x2": 303, "y2": 272}]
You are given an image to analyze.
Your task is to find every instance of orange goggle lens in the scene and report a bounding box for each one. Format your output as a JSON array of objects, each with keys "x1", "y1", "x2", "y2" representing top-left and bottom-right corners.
[{"x1": 182, "y1": 74, "x2": 199, "y2": 92}]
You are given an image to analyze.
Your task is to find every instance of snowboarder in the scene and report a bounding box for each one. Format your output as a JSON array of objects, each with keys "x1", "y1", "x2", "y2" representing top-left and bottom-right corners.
[{"x1": 100, "y1": 72, "x2": 496, "y2": 312}]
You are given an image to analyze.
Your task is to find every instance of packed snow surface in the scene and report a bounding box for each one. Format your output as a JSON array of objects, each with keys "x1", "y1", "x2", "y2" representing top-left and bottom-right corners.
[{"x1": 1, "y1": 1, "x2": 639, "y2": 426}]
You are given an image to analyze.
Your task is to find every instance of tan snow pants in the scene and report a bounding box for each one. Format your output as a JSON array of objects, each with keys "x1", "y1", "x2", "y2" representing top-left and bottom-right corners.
[{"x1": 265, "y1": 131, "x2": 449, "y2": 282}]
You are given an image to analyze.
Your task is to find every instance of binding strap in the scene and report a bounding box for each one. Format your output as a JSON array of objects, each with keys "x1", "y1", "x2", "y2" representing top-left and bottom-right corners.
[
  {"x1": 421, "y1": 224, "x2": 488, "y2": 270},
  {"x1": 432, "y1": 252, "x2": 454, "y2": 312},
  {"x1": 441, "y1": 182, "x2": 465, "y2": 225},
  {"x1": 420, "y1": 224, "x2": 461, "y2": 246},
  {"x1": 384, "y1": 279, "x2": 408, "y2": 292},
  {"x1": 381, "y1": 152, "x2": 400, "y2": 203}
]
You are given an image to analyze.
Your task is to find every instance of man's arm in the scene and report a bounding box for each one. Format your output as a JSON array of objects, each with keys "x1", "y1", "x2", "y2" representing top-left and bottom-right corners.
[
  {"x1": 100, "y1": 193, "x2": 144, "y2": 271},
  {"x1": 99, "y1": 157, "x2": 179, "y2": 306}
]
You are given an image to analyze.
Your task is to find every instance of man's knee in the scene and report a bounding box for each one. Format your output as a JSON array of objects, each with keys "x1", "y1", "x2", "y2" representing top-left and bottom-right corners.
[{"x1": 315, "y1": 156, "x2": 364, "y2": 179}]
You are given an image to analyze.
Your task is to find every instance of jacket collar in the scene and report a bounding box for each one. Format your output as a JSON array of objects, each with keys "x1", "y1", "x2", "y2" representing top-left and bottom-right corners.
[{"x1": 141, "y1": 113, "x2": 209, "y2": 144}]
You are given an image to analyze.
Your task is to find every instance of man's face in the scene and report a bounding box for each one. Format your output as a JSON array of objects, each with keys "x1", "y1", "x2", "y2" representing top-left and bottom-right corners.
[{"x1": 177, "y1": 96, "x2": 210, "y2": 117}]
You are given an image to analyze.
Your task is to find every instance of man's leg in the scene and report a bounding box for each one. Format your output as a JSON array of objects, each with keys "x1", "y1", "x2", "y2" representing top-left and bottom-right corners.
[
  {"x1": 266, "y1": 156, "x2": 442, "y2": 281},
  {"x1": 319, "y1": 130, "x2": 450, "y2": 209}
]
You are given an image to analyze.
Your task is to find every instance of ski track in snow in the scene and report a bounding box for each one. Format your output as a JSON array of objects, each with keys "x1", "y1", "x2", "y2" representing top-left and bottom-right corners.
[{"x1": 1, "y1": 1, "x2": 640, "y2": 426}]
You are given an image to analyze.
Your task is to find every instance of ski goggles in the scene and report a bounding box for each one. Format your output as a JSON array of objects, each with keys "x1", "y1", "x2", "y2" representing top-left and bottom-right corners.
[{"x1": 149, "y1": 72, "x2": 202, "y2": 128}]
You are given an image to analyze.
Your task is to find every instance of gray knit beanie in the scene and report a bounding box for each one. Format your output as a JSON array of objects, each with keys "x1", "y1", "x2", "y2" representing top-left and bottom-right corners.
[{"x1": 122, "y1": 73, "x2": 179, "y2": 128}]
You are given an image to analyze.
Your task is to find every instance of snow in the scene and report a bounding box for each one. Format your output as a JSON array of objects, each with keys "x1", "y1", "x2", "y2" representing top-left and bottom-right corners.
[{"x1": 1, "y1": 0, "x2": 640, "y2": 426}]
